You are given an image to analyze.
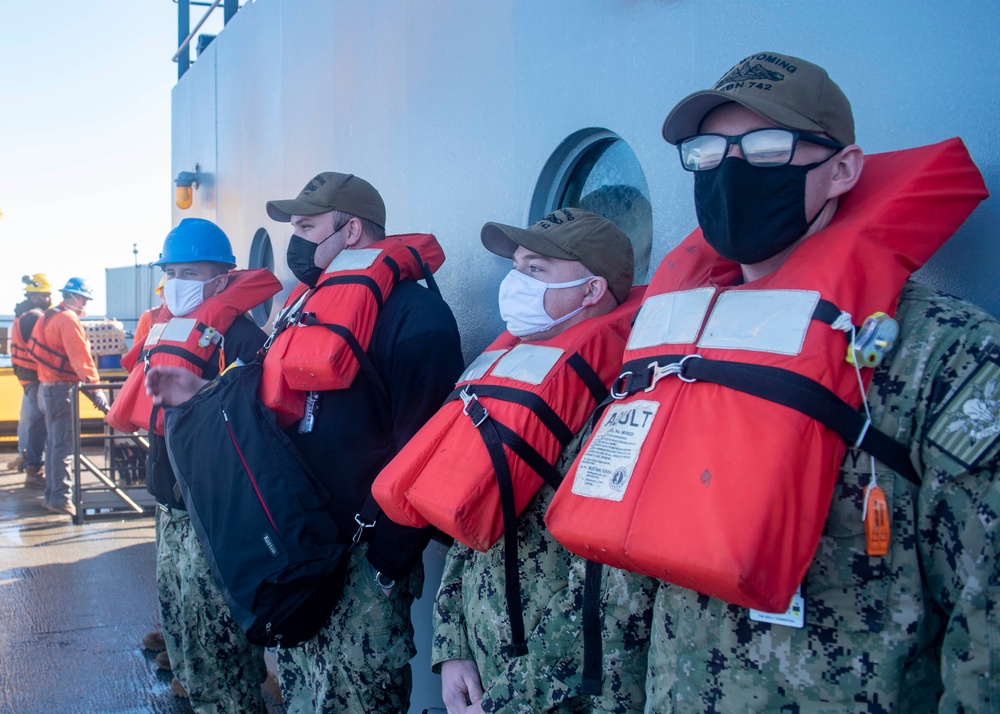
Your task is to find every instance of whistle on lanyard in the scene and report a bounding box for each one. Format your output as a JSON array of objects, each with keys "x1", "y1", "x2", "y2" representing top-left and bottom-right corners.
[
  {"x1": 847, "y1": 312, "x2": 899, "y2": 368},
  {"x1": 198, "y1": 326, "x2": 222, "y2": 349}
]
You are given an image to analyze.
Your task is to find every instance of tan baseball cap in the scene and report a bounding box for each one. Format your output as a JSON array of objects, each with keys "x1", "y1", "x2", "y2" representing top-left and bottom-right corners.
[
  {"x1": 481, "y1": 208, "x2": 634, "y2": 304},
  {"x1": 661, "y1": 52, "x2": 854, "y2": 146},
  {"x1": 266, "y1": 172, "x2": 386, "y2": 228}
]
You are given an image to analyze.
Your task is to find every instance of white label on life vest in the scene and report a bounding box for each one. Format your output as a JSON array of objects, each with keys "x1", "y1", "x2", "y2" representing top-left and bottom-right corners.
[
  {"x1": 627, "y1": 288, "x2": 715, "y2": 350},
  {"x1": 158, "y1": 318, "x2": 198, "y2": 344},
  {"x1": 144, "y1": 322, "x2": 168, "y2": 346},
  {"x1": 324, "y1": 247, "x2": 382, "y2": 273},
  {"x1": 749, "y1": 587, "x2": 805, "y2": 628},
  {"x1": 698, "y1": 289, "x2": 819, "y2": 355},
  {"x1": 571, "y1": 400, "x2": 660, "y2": 502},
  {"x1": 490, "y1": 344, "x2": 564, "y2": 385},
  {"x1": 458, "y1": 349, "x2": 508, "y2": 383}
]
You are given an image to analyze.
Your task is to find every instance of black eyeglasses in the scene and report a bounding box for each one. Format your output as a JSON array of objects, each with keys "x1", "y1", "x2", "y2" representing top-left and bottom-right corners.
[{"x1": 678, "y1": 128, "x2": 845, "y2": 172}]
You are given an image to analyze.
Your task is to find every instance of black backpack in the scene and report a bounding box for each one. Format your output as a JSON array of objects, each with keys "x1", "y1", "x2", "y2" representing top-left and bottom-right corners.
[{"x1": 163, "y1": 359, "x2": 349, "y2": 647}]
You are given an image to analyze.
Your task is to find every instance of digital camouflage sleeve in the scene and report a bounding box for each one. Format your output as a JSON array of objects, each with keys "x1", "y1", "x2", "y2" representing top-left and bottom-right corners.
[
  {"x1": 645, "y1": 282, "x2": 1000, "y2": 713},
  {"x1": 432, "y1": 426, "x2": 655, "y2": 713}
]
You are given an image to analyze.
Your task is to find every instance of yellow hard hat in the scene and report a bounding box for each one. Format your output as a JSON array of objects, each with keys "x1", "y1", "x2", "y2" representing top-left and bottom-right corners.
[
  {"x1": 22, "y1": 273, "x2": 52, "y2": 294},
  {"x1": 154, "y1": 275, "x2": 167, "y2": 296}
]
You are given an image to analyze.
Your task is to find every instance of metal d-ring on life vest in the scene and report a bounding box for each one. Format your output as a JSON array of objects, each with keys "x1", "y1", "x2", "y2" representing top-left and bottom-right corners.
[
  {"x1": 372, "y1": 287, "x2": 643, "y2": 657},
  {"x1": 11, "y1": 308, "x2": 44, "y2": 383},
  {"x1": 259, "y1": 233, "x2": 445, "y2": 427},
  {"x1": 106, "y1": 268, "x2": 282, "y2": 435},
  {"x1": 27, "y1": 306, "x2": 79, "y2": 380},
  {"x1": 546, "y1": 137, "x2": 989, "y2": 614}
]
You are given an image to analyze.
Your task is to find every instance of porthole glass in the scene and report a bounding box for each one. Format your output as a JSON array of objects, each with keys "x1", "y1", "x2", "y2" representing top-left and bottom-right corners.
[
  {"x1": 531, "y1": 130, "x2": 652, "y2": 281},
  {"x1": 248, "y1": 228, "x2": 275, "y2": 326}
]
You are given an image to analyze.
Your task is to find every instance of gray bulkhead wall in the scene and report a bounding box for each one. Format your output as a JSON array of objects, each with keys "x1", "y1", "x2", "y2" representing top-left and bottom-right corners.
[
  {"x1": 173, "y1": 0, "x2": 1000, "y2": 357},
  {"x1": 171, "y1": 2, "x2": 997, "y2": 708}
]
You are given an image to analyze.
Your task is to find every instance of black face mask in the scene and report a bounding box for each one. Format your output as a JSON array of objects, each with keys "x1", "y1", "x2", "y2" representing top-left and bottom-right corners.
[
  {"x1": 286, "y1": 234, "x2": 324, "y2": 287},
  {"x1": 694, "y1": 156, "x2": 832, "y2": 265},
  {"x1": 286, "y1": 220, "x2": 348, "y2": 287}
]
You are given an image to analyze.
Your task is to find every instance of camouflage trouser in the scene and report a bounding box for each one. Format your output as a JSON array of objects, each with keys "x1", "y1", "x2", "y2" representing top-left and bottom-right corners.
[
  {"x1": 157, "y1": 506, "x2": 267, "y2": 714},
  {"x1": 276, "y1": 543, "x2": 422, "y2": 714}
]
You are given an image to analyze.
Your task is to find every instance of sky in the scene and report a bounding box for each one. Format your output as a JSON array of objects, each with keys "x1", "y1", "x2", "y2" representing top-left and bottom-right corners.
[{"x1": 0, "y1": 1, "x2": 226, "y2": 316}]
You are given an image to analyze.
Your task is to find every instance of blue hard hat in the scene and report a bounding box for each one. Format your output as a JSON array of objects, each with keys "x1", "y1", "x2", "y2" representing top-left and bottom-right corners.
[
  {"x1": 154, "y1": 218, "x2": 236, "y2": 267},
  {"x1": 62, "y1": 277, "x2": 93, "y2": 300}
]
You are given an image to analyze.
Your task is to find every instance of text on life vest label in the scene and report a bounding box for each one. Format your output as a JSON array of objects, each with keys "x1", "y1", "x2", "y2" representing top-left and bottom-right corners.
[{"x1": 571, "y1": 399, "x2": 659, "y2": 502}]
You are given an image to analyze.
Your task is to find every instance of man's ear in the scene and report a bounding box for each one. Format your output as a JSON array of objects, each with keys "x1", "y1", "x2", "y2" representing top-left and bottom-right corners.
[
  {"x1": 343, "y1": 218, "x2": 362, "y2": 248},
  {"x1": 582, "y1": 277, "x2": 609, "y2": 307},
  {"x1": 826, "y1": 145, "x2": 864, "y2": 200},
  {"x1": 210, "y1": 273, "x2": 229, "y2": 296}
]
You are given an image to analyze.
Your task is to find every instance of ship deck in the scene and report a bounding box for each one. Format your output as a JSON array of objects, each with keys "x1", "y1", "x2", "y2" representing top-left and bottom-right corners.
[{"x1": 0, "y1": 448, "x2": 284, "y2": 713}]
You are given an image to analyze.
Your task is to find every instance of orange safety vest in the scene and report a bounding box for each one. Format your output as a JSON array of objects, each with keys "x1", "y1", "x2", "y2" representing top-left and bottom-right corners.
[
  {"x1": 106, "y1": 269, "x2": 281, "y2": 435},
  {"x1": 28, "y1": 306, "x2": 82, "y2": 381},
  {"x1": 260, "y1": 233, "x2": 445, "y2": 426},
  {"x1": 11, "y1": 308, "x2": 44, "y2": 383},
  {"x1": 372, "y1": 288, "x2": 644, "y2": 551},
  {"x1": 546, "y1": 138, "x2": 988, "y2": 613}
]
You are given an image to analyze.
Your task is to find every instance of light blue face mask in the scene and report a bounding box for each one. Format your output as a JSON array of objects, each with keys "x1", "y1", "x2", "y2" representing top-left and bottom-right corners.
[{"x1": 497, "y1": 269, "x2": 593, "y2": 337}]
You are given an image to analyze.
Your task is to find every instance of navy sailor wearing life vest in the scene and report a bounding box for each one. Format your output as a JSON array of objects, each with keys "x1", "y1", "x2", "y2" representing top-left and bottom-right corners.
[
  {"x1": 375, "y1": 210, "x2": 654, "y2": 713},
  {"x1": 545, "y1": 51, "x2": 999, "y2": 712},
  {"x1": 147, "y1": 172, "x2": 463, "y2": 713}
]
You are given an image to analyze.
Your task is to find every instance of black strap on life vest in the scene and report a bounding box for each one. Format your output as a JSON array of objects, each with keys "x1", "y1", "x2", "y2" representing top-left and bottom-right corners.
[
  {"x1": 140, "y1": 320, "x2": 220, "y2": 376},
  {"x1": 143, "y1": 344, "x2": 217, "y2": 376},
  {"x1": 316, "y1": 274, "x2": 385, "y2": 310},
  {"x1": 406, "y1": 245, "x2": 442, "y2": 297},
  {"x1": 446, "y1": 384, "x2": 575, "y2": 457},
  {"x1": 452, "y1": 349, "x2": 610, "y2": 661},
  {"x1": 614, "y1": 354, "x2": 920, "y2": 486},
  {"x1": 264, "y1": 288, "x2": 390, "y2": 549},
  {"x1": 298, "y1": 314, "x2": 390, "y2": 408},
  {"x1": 460, "y1": 391, "x2": 530, "y2": 657},
  {"x1": 581, "y1": 559, "x2": 604, "y2": 695},
  {"x1": 28, "y1": 309, "x2": 76, "y2": 378}
]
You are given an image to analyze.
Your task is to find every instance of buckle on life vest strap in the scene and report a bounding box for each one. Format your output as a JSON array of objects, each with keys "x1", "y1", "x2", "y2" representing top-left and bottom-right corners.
[
  {"x1": 611, "y1": 354, "x2": 703, "y2": 399},
  {"x1": 460, "y1": 387, "x2": 489, "y2": 428},
  {"x1": 353, "y1": 513, "x2": 376, "y2": 544}
]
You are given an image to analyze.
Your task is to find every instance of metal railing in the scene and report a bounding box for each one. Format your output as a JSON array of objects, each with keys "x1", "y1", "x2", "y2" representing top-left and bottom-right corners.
[
  {"x1": 174, "y1": 0, "x2": 240, "y2": 79},
  {"x1": 72, "y1": 381, "x2": 155, "y2": 525}
]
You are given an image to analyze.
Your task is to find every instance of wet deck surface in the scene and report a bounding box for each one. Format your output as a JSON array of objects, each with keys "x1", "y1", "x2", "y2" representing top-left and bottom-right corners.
[{"x1": 0, "y1": 452, "x2": 284, "y2": 714}]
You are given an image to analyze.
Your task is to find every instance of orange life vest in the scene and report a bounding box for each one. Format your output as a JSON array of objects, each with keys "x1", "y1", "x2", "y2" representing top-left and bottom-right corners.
[
  {"x1": 546, "y1": 138, "x2": 988, "y2": 613},
  {"x1": 11, "y1": 308, "x2": 44, "y2": 383},
  {"x1": 259, "y1": 233, "x2": 445, "y2": 426},
  {"x1": 372, "y1": 287, "x2": 644, "y2": 551},
  {"x1": 106, "y1": 269, "x2": 281, "y2": 435}
]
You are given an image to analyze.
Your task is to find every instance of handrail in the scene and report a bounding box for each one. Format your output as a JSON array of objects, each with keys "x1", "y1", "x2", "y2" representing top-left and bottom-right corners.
[{"x1": 173, "y1": 0, "x2": 223, "y2": 63}]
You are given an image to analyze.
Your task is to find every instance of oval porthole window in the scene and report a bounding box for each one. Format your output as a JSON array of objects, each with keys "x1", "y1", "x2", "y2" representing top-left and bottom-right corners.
[
  {"x1": 248, "y1": 227, "x2": 275, "y2": 326},
  {"x1": 531, "y1": 129, "x2": 652, "y2": 282}
]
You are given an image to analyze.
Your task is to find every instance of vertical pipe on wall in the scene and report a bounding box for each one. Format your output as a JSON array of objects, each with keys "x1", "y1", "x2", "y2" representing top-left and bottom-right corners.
[{"x1": 178, "y1": 0, "x2": 191, "y2": 79}]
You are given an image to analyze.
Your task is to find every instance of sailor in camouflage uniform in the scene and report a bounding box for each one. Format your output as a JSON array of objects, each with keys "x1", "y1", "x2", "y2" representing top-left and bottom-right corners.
[
  {"x1": 158, "y1": 507, "x2": 269, "y2": 710},
  {"x1": 432, "y1": 215, "x2": 653, "y2": 713},
  {"x1": 639, "y1": 52, "x2": 1000, "y2": 712}
]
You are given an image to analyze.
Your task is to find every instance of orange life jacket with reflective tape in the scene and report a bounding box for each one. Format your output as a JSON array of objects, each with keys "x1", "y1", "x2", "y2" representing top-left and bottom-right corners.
[
  {"x1": 259, "y1": 233, "x2": 445, "y2": 427},
  {"x1": 372, "y1": 287, "x2": 644, "y2": 552},
  {"x1": 546, "y1": 138, "x2": 988, "y2": 613},
  {"x1": 106, "y1": 269, "x2": 281, "y2": 435},
  {"x1": 11, "y1": 308, "x2": 44, "y2": 383}
]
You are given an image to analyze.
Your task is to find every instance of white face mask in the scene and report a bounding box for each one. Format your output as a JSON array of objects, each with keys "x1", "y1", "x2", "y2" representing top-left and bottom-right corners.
[
  {"x1": 498, "y1": 269, "x2": 592, "y2": 337},
  {"x1": 164, "y1": 277, "x2": 214, "y2": 317}
]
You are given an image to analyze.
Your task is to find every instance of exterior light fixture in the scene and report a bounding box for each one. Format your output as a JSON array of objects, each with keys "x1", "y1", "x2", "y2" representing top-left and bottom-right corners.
[{"x1": 175, "y1": 165, "x2": 200, "y2": 210}]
